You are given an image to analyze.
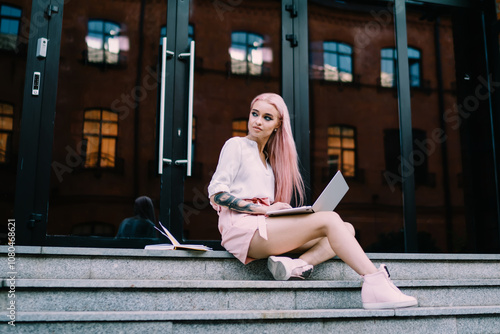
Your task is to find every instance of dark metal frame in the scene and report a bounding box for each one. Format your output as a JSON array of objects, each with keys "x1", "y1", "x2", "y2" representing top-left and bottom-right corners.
[{"x1": 15, "y1": 0, "x2": 64, "y2": 245}]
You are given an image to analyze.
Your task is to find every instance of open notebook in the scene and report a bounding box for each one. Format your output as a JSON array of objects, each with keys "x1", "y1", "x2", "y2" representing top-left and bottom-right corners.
[
  {"x1": 267, "y1": 170, "x2": 349, "y2": 217},
  {"x1": 145, "y1": 221, "x2": 212, "y2": 251}
]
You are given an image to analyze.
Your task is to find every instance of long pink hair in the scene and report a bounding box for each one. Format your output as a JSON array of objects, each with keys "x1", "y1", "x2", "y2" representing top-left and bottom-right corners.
[{"x1": 250, "y1": 93, "x2": 305, "y2": 205}]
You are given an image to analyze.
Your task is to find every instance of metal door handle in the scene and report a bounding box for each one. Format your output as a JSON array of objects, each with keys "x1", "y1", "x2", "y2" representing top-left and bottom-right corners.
[
  {"x1": 158, "y1": 37, "x2": 174, "y2": 174},
  {"x1": 177, "y1": 40, "x2": 195, "y2": 176}
]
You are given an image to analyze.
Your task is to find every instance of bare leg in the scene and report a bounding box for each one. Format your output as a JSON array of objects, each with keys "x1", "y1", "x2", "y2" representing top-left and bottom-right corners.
[
  {"x1": 293, "y1": 223, "x2": 355, "y2": 266},
  {"x1": 248, "y1": 212, "x2": 377, "y2": 275}
]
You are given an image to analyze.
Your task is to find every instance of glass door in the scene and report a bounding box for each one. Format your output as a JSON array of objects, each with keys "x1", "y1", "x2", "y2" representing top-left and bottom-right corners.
[
  {"x1": 172, "y1": 0, "x2": 283, "y2": 245},
  {"x1": 44, "y1": 0, "x2": 168, "y2": 245},
  {"x1": 0, "y1": 0, "x2": 29, "y2": 243}
]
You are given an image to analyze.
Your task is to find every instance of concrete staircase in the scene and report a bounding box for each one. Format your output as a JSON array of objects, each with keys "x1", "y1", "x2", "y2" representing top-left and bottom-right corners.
[{"x1": 1, "y1": 246, "x2": 500, "y2": 333}]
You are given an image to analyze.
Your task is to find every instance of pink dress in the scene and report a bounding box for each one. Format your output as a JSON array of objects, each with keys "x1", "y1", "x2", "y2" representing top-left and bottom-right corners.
[{"x1": 208, "y1": 137, "x2": 275, "y2": 264}]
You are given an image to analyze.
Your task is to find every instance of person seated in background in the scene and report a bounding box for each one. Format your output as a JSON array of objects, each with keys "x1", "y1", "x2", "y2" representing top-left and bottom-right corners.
[{"x1": 116, "y1": 196, "x2": 158, "y2": 238}]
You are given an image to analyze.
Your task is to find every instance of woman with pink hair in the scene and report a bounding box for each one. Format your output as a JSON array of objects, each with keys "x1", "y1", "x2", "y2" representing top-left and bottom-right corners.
[{"x1": 208, "y1": 93, "x2": 417, "y2": 310}]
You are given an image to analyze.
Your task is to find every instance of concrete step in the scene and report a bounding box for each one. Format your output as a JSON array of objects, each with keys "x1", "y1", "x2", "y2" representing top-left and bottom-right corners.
[
  {"x1": 2, "y1": 246, "x2": 500, "y2": 333},
  {"x1": 8, "y1": 306, "x2": 500, "y2": 334},
  {"x1": 2, "y1": 278, "x2": 500, "y2": 312},
  {"x1": 2, "y1": 246, "x2": 500, "y2": 281}
]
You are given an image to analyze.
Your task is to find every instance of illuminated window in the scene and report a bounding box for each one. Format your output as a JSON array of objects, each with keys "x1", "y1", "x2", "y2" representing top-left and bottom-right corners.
[
  {"x1": 328, "y1": 125, "x2": 356, "y2": 177},
  {"x1": 232, "y1": 119, "x2": 247, "y2": 137},
  {"x1": 230, "y1": 31, "x2": 265, "y2": 75},
  {"x1": 83, "y1": 109, "x2": 118, "y2": 168},
  {"x1": 86, "y1": 20, "x2": 123, "y2": 65},
  {"x1": 0, "y1": 4, "x2": 21, "y2": 51},
  {"x1": 323, "y1": 41, "x2": 353, "y2": 82},
  {"x1": 0, "y1": 102, "x2": 13, "y2": 164},
  {"x1": 381, "y1": 47, "x2": 421, "y2": 88}
]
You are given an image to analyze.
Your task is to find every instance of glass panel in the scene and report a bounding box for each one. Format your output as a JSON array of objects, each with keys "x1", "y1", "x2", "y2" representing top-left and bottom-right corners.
[
  {"x1": 0, "y1": 4, "x2": 22, "y2": 51},
  {"x1": 0, "y1": 1, "x2": 28, "y2": 238},
  {"x1": 182, "y1": 0, "x2": 281, "y2": 241},
  {"x1": 309, "y1": 1, "x2": 403, "y2": 252},
  {"x1": 408, "y1": 4, "x2": 498, "y2": 252},
  {"x1": 48, "y1": 0, "x2": 166, "y2": 239}
]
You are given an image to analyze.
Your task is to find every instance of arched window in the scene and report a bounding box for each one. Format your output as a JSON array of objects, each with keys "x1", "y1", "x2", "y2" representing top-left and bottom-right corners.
[
  {"x1": 229, "y1": 31, "x2": 265, "y2": 75},
  {"x1": 83, "y1": 109, "x2": 119, "y2": 168},
  {"x1": 328, "y1": 125, "x2": 356, "y2": 177},
  {"x1": 0, "y1": 4, "x2": 21, "y2": 51},
  {"x1": 0, "y1": 102, "x2": 13, "y2": 164},
  {"x1": 380, "y1": 47, "x2": 421, "y2": 88},
  {"x1": 323, "y1": 41, "x2": 353, "y2": 82},
  {"x1": 86, "y1": 19, "x2": 122, "y2": 65}
]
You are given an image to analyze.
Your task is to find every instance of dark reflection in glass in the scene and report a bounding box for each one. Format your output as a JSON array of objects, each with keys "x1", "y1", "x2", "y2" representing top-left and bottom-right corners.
[
  {"x1": 309, "y1": 1, "x2": 404, "y2": 252},
  {"x1": 48, "y1": 0, "x2": 165, "y2": 239},
  {"x1": 407, "y1": 4, "x2": 499, "y2": 253},
  {"x1": 0, "y1": 0, "x2": 30, "y2": 243}
]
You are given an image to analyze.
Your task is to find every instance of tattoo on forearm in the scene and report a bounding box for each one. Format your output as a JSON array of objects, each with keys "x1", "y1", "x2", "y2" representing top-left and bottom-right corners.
[{"x1": 213, "y1": 192, "x2": 258, "y2": 213}]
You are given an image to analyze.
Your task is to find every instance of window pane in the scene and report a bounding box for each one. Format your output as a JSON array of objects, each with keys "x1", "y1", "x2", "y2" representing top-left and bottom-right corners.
[
  {"x1": 0, "y1": 133, "x2": 9, "y2": 163},
  {"x1": 85, "y1": 110, "x2": 102, "y2": 120},
  {"x1": 338, "y1": 43, "x2": 351, "y2": 55},
  {"x1": 102, "y1": 111, "x2": 118, "y2": 121},
  {"x1": 88, "y1": 20, "x2": 103, "y2": 33},
  {"x1": 343, "y1": 150, "x2": 355, "y2": 176},
  {"x1": 0, "y1": 103, "x2": 13, "y2": 115},
  {"x1": 102, "y1": 122, "x2": 118, "y2": 136},
  {"x1": 324, "y1": 41, "x2": 337, "y2": 52},
  {"x1": 329, "y1": 126, "x2": 340, "y2": 136},
  {"x1": 231, "y1": 31, "x2": 246, "y2": 44},
  {"x1": 381, "y1": 58, "x2": 394, "y2": 87},
  {"x1": 104, "y1": 22, "x2": 120, "y2": 35},
  {"x1": 381, "y1": 48, "x2": 393, "y2": 58},
  {"x1": 0, "y1": 19, "x2": 19, "y2": 34},
  {"x1": 100, "y1": 138, "x2": 116, "y2": 167},
  {"x1": 1, "y1": 5, "x2": 21, "y2": 17},
  {"x1": 408, "y1": 47, "x2": 420, "y2": 59},
  {"x1": 0, "y1": 116, "x2": 13, "y2": 130},
  {"x1": 343, "y1": 137, "x2": 355, "y2": 149},
  {"x1": 328, "y1": 136, "x2": 341, "y2": 148},
  {"x1": 83, "y1": 120, "x2": 100, "y2": 135},
  {"x1": 84, "y1": 136, "x2": 100, "y2": 167}
]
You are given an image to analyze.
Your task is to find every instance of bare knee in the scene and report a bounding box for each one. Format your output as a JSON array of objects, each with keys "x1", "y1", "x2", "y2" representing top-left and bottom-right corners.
[
  {"x1": 317, "y1": 211, "x2": 344, "y2": 235},
  {"x1": 344, "y1": 222, "x2": 355, "y2": 237}
]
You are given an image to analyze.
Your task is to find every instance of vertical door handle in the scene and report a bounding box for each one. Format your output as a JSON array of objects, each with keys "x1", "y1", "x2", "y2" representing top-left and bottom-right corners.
[
  {"x1": 158, "y1": 37, "x2": 174, "y2": 174},
  {"x1": 176, "y1": 40, "x2": 195, "y2": 176}
]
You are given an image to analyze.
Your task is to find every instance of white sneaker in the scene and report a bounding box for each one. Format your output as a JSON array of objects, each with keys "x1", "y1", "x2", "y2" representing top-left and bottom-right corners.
[{"x1": 267, "y1": 256, "x2": 313, "y2": 280}]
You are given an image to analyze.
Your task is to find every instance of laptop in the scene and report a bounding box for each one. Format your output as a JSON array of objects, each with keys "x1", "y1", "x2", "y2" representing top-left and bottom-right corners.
[{"x1": 266, "y1": 170, "x2": 349, "y2": 217}]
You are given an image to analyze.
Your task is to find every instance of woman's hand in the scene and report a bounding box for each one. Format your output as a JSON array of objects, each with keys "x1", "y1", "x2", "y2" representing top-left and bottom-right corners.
[{"x1": 264, "y1": 202, "x2": 292, "y2": 214}]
